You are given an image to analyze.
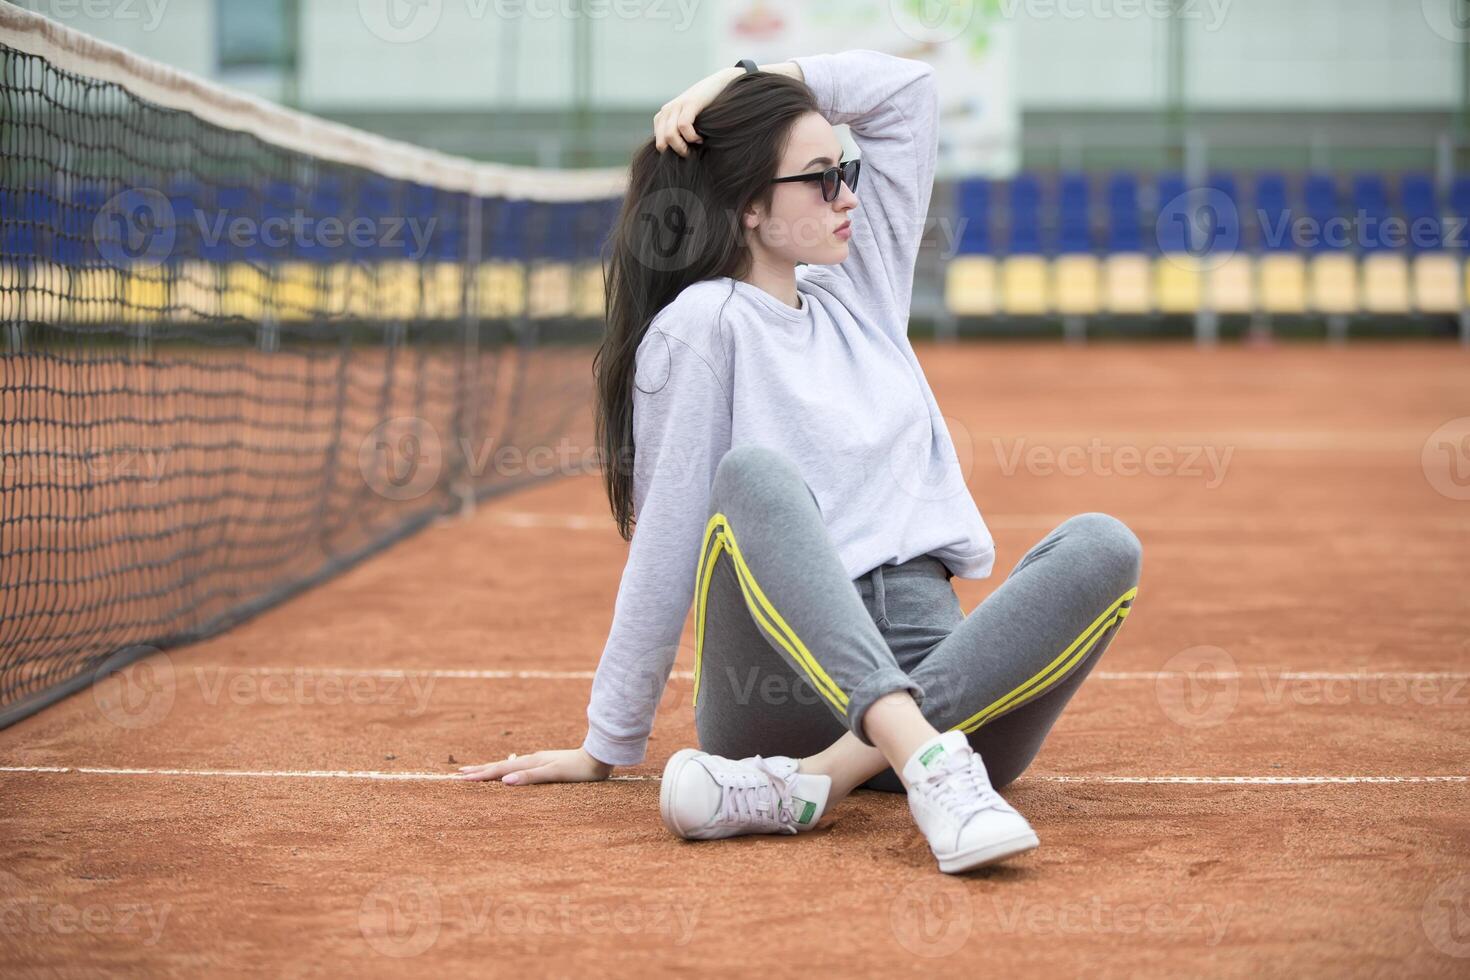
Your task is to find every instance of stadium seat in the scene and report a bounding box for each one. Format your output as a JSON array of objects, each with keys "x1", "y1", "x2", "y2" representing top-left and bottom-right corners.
[
  {"x1": 1310, "y1": 253, "x2": 1359, "y2": 314},
  {"x1": 1053, "y1": 174, "x2": 1099, "y2": 314},
  {"x1": 1153, "y1": 174, "x2": 1201, "y2": 313},
  {"x1": 946, "y1": 179, "x2": 997, "y2": 315},
  {"x1": 1302, "y1": 174, "x2": 1357, "y2": 315},
  {"x1": 1258, "y1": 254, "x2": 1308, "y2": 313},
  {"x1": 1401, "y1": 173, "x2": 1459, "y2": 314},
  {"x1": 1102, "y1": 174, "x2": 1150, "y2": 314},
  {"x1": 1103, "y1": 254, "x2": 1152, "y2": 314},
  {"x1": 945, "y1": 256, "x2": 998, "y2": 315},
  {"x1": 1252, "y1": 173, "x2": 1305, "y2": 313},
  {"x1": 1353, "y1": 174, "x2": 1410, "y2": 315},
  {"x1": 1001, "y1": 174, "x2": 1049, "y2": 314}
]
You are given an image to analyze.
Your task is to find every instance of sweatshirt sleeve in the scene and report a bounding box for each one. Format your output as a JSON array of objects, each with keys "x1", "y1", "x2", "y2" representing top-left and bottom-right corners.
[
  {"x1": 791, "y1": 49, "x2": 939, "y2": 334},
  {"x1": 581, "y1": 328, "x2": 733, "y2": 768}
]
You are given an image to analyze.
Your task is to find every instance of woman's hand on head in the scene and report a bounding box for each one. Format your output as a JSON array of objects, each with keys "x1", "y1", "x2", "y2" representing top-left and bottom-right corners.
[
  {"x1": 654, "y1": 67, "x2": 742, "y2": 157},
  {"x1": 456, "y1": 747, "x2": 614, "y2": 785}
]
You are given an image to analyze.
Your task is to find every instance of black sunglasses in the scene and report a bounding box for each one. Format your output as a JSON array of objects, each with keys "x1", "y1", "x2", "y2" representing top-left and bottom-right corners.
[{"x1": 770, "y1": 158, "x2": 861, "y2": 202}]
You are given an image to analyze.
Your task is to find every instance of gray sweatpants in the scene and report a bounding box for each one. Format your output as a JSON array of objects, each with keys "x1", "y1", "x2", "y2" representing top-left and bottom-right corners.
[{"x1": 691, "y1": 445, "x2": 1143, "y2": 794}]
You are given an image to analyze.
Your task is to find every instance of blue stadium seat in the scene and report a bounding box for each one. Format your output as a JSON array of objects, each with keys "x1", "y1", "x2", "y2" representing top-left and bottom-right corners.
[
  {"x1": 1402, "y1": 174, "x2": 1460, "y2": 312},
  {"x1": 946, "y1": 178, "x2": 996, "y2": 315},
  {"x1": 1304, "y1": 174, "x2": 1358, "y2": 314},
  {"x1": 1001, "y1": 174, "x2": 1048, "y2": 313},
  {"x1": 1353, "y1": 173, "x2": 1409, "y2": 313}
]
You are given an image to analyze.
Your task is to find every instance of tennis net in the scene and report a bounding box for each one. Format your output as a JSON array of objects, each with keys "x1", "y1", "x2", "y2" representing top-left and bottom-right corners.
[{"x1": 0, "y1": 5, "x2": 626, "y2": 727}]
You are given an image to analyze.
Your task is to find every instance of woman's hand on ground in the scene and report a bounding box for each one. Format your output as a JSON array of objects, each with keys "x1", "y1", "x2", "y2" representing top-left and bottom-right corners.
[
  {"x1": 456, "y1": 747, "x2": 613, "y2": 785},
  {"x1": 654, "y1": 66, "x2": 741, "y2": 156}
]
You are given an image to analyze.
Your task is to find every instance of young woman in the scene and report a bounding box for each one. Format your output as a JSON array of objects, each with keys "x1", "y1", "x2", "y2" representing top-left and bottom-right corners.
[{"x1": 458, "y1": 50, "x2": 1143, "y2": 874}]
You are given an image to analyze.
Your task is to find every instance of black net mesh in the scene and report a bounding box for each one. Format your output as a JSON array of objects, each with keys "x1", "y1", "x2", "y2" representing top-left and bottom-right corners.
[{"x1": 0, "y1": 37, "x2": 620, "y2": 725}]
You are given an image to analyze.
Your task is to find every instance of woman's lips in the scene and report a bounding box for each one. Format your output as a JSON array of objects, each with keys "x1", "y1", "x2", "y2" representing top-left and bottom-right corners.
[{"x1": 834, "y1": 221, "x2": 852, "y2": 240}]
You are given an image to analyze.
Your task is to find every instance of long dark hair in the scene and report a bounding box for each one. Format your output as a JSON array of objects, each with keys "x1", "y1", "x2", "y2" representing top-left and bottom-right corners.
[{"x1": 594, "y1": 71, "x2": 818, "y2": 541}]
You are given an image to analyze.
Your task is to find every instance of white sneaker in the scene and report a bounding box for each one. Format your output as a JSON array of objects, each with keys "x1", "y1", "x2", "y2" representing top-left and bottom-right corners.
[
  {"x1": 660, "y1": 748, "x2": 831, "y2": 840},
  {"x1": 901, "y1": 730, "x2": 1039, "y2": 873}
]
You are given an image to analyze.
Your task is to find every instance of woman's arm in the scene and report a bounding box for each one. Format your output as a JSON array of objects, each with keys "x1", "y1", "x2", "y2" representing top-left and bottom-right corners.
[
  {"x1": 787, "y1": 50, "x2": 940, "y2": 333},
  {"x1": 580, "y1": 332, "x2": 733, "y2": 768}
]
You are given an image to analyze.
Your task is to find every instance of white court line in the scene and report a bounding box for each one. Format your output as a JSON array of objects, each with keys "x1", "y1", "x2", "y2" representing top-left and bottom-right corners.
[
  {"x1": 218, "y1": 667, "x2": 1470, "y2": 683},
  {"x1": 483, "y1": 511, "x2": 1470, "y2": 534},
  {"x1": 0, "y1": 766, "x2": 1465, "y2": 786}
]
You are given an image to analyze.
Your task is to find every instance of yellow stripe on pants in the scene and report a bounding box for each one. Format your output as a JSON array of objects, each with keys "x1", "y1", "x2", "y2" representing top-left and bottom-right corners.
[
  {"x1": 692, "y1": 512, "x2": 849, "y2": 715},
  {"x1": 954, "y1": 586, "x2": 1138, "y2": 734}
]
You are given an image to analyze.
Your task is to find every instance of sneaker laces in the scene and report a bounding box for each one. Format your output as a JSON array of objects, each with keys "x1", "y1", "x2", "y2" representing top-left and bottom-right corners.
[
  {"x1": 921, "y1": 749, "x2": 1007, "y2": 827},
  {"x1": 715, "y1": 756, "x2": 801, "y2": 833}
]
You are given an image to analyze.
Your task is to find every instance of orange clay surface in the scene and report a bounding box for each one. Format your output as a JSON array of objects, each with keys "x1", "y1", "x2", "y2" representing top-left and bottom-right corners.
[{"x1": 2, "y1": 340, "x2": 1468, "y2": 976}]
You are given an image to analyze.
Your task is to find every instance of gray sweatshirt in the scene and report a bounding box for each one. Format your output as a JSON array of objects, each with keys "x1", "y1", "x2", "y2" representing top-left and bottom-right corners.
[{"x1": 581, "y1": 49, "x2": 996, "y2": 768}]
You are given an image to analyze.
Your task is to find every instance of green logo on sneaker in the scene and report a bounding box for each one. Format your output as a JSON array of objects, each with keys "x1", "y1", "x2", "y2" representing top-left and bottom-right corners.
[
  {"x1": 795, "y1": 798, "x2": 817, "y2": 824},
  {"x1": 919, "y1": 744, "x2": 946, "y2": 768}
]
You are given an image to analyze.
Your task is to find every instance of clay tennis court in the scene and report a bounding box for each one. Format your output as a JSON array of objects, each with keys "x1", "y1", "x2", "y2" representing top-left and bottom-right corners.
[{"x1": 2, "y1": 339, "x2": 1467, "y2": 975}]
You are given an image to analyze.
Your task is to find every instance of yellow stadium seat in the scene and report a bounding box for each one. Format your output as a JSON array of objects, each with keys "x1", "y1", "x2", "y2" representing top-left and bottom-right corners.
[
  {"x1": 529, "y1": 262, "x2": 574, "y2": 318},
  {"x1": 476, "y1": 261, "x2": 526, "y2": 318},
  {"x1": 1154, "y1": 254, "x2": 1202, "y2": 313},
  {"x1": 1360, "y1": 253, "x2": 1410, "y2": 314},
  {"x1": 1309, "y1": 253, "x2": 1358, "y2": 314},
  {"x1": 574, "y1": 262, "x2": 605, "y2": 320},
  {"x1": 1053, "y1": 254, "x2": 1100, "y2": 315},
  {"x1": 1000, "y1": 255, "x2": 1049, "y2": 315},
  {"x1": 22, "y1": 263, "x2": 66, "y2": 321},
  {"x1": 0, "y1": 263, "x2": 26, "y2": 323},
  {"x1": 420, "y1": 262, "x2": 464, "y2": 320},
  {"x1": 122, "y1": 266, "x2": 169, "y2": 322},
  {"x1": 1207, "y1": 254, "x2": 1254, "y2": 314},
  {"x1": 170, "y1": 261, "x2": 221, "y2": 320},
  {"x1": 221, "y1": 263, "x2": 269, "y2": 321},
  {"x1": 374, "y1": 260, "x2": 421, "y2": 321},
  {"x1": 71, "y1": 266, "x2": 126, "y2": 323},
  {"x1": 944, "y1": 256, "x2": 997, "y2": 316},
  {"x1": 1258, "y1": 253, "x2": 1307, "y2": 314},
  {"x1": 1102, "y1": 254, "x2": 1151, "y2": 314},
  {"x1": 1411, "y1": 253, "x2": 1460, "y2": 314},
  {"x1": 274, "y1": 261, "x2": 325, "y2": 321}
]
